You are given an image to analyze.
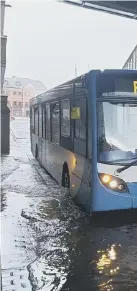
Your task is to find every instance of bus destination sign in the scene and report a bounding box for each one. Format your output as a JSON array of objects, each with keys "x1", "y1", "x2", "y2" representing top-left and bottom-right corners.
[
  {"x1": 114, "y1": 78, "x2": 137, "y2": 94},
  {"x1": 97, "y1": 73, "x2": 137, "y2": 96}
]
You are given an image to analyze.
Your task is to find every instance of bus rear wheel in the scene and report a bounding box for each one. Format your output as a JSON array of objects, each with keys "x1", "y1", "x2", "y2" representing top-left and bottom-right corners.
[{"x1": 62, "y1": 168, "x2": 70, "y2": 189}]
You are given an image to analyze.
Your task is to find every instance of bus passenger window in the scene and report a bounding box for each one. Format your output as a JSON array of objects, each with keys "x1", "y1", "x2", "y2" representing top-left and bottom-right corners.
[
  {"x1": 38, "y1": 105, "x2": 42, "y2": 138},
  {"x1": 42, "y1": 106, "x2": 46, "y2": 138},
  {"x1": 75, "y1": 98, "x2": 86, "y2": 140},
  {"x1": 46, "y1": 104, "x2": 50, "y2": 141},
  {"x1": 51, "y1": 102, "x2": 60, "y2": 144},
  {"x1": 31, "y1": 107, "x2": 35, "y2": 132},
  {"x1": 34, "y1": 107, "x2": 39, "y2": 135},
  {"x1": 61, "y1": 100, "x2": 70, "y2": 136}
]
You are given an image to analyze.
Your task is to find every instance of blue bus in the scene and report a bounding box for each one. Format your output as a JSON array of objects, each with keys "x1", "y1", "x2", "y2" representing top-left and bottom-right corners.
[{"x1": 30, "y1": 70, "x2": 137, "y2": 213}]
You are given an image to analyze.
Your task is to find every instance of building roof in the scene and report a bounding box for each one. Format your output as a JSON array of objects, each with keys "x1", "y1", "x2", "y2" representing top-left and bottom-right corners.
[
  {"x1": 61, "y1": 1, "x2": 137, "y2": 20},
  {"x1": 3, "y1": 77, "x2": 46, "y2": 91}
]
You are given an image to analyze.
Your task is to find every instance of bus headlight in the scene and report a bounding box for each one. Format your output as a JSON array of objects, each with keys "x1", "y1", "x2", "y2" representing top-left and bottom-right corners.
[{"x1": 98, "y1": 173, "x2": 128, "y2": 193}]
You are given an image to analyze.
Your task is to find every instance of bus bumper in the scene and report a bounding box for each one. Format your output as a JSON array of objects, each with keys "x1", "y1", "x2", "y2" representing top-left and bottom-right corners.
[{"x1": 92, "y1": 178, "x2": 134, "y2": 212}]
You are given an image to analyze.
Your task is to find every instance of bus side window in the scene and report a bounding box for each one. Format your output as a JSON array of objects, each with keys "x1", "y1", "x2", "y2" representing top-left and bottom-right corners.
[
  {"x1": 42, "y1": 106, "x2": 46, "y2": 139},
  {"x1": 61, "y1": 100, "x2": 70, "y2": 136},
  {"x1": 34, "y1": 107, "x2": 39, "y2": 136},
  {"x1": 75, "y1": 98, "x2": 86, "y2": 140},
  {"x1": 51, "y1": 102, "x2": 60, "y2": 145},
  {"x1": 46, "y1": 104, "x2": 51, "y2": 141},
  {"x1": 38, "y1": 105, "x2": 42, "y2": 138},
  {"x1": 31, "y1": 107, "x2": 35, "y2": 132}
]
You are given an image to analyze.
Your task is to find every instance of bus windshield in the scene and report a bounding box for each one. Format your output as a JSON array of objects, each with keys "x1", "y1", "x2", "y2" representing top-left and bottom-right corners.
[{"x1": 97, "y1": 101, "x2": 137, "y2": 165}]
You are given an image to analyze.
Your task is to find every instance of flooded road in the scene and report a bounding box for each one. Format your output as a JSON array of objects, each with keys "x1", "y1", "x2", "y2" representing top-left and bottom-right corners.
[{"x1": 1, "y1": 118, "x2": 137, "y2": 291}]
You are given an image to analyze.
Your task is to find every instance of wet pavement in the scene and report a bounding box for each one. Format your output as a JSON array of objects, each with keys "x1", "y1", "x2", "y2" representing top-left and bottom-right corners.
[{"x1": 1, "y1": 118, "x2": 137, "y2": 291}]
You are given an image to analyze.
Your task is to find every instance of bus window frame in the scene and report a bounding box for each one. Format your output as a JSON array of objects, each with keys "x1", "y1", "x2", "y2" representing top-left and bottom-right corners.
[
  {"x1": 73, "y1": 76, "x2": 88, "y2": 157},
  {"x1": 34, "y1": 106, "x2": 39, "y2": 136},
  {"x1": 74, "y1": 97, "x2": 87, "y2": 141},
  {"x1": 51, "y1": 101, "x2": 60, "y2": 145},
  {"x1": 30, "y1": 106, "x2": 35, "y2": 133},
  {"x1": 38, "y1": 104, "x2": 43, "y2": 138},
  {"x1": 46, "y1": 103, "x2": 51, "y2": 141},
  {"x1": 61, "y1": 99, "x2": 71, "y2": 137},
  {"x1": 42, "y1": 103, "x2": 46, "y2": 139}
]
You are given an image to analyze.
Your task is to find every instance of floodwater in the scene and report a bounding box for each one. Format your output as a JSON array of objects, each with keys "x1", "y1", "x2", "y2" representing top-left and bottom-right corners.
[{"x1": 1, "y1": 118, "x2": 137, "y2": 291}]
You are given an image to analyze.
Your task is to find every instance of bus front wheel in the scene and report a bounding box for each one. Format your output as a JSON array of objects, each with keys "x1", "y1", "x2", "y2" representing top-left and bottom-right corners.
[{"x1": 62, "y1": 166, "x2": 70, "y2": 189}]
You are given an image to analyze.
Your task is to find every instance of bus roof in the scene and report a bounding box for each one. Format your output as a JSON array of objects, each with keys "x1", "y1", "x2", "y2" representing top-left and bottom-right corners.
[{"x1": 30, "y1": 69, "x2": 137, "y2": 106}]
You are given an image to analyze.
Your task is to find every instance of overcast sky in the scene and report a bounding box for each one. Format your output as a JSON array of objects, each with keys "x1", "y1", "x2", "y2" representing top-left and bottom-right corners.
[{"x1": 4, "y1": 0, "x2": 137, "y2": 89}]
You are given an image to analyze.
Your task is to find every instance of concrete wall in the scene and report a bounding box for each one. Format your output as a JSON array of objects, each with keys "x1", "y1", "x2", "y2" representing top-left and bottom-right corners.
[
  {"x1": 1, "y1": 96, "x2": 10, "y2": 155},
  {"x1": 1, "y1": 1, "x2": 7, "y2": 89},
  {"x1": 1, "y1": 1, "x2": 5, "y2": 35},
  {"x1": 1, "y1": 1, "x2": 10, "y2": 155},
  {"x1": 1, "y1": 35, "x2": 7, "y2": 87}
]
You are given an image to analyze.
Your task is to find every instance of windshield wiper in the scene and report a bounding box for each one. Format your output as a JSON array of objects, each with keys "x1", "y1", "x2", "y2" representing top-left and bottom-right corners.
[{"x1": 116, "y1": 157, "x2": 137, "y2": 174}]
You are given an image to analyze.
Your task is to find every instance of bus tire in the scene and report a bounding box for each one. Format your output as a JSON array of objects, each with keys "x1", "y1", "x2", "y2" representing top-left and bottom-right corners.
[
  {"x1": 35, "y1": 144, "x2": 38, "y2": 160},
  {"x1": 62, "y1": 164, "x2": 70, "y2": 189}
]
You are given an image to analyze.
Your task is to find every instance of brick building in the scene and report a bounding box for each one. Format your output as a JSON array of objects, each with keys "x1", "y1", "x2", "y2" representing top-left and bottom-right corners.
[{"x1": 3, "y1": 77, "x2": 46, "y2": 117}]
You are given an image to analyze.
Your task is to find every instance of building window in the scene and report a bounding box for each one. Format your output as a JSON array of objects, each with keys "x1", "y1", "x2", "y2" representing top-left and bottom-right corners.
[
  {"x1": 75, "y1": 98, "x2": 86, "y2": 140},
  {"x1": 25, "y1": 102, "x2": 28, "y2": 107},
  {"x1": 61, "y1": 100, "x2": 70, "y2": 136},
  {"x1": 16, "y1": 81, "x2": 21, "y2": 86},
  {"x1": 51, "y1": 102, "x2": 60, "y2": 144},
  {"x1": 18, "y1": 102, "x2": 22, "y2": 107},
  {"x1": 26, "y1": 110, "x2": 29, "y2": 117},
  {"x1": 13, "y1": 101, "x2": 17, "y2": 106},
  {"x1": 13, "y1": 110, "x2": 16, "y2": 116},
  {"x1": 15, "y1": 110, "x2": 22, "y2": 116},
  {"x1": 18, "y1": 92, "x2": 22, "y2": 96},
  {"x1": 13, "y1": 91, "x2": 16, "y2": 95},
  {"x1": 46, "y1": 104, "x2": 50, "y2": 141}
]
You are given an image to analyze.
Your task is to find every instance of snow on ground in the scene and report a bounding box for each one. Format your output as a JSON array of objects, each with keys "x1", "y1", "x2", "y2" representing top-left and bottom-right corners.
[{"x1": 1, "y1": 119, "x2": 82, "y2": 291}]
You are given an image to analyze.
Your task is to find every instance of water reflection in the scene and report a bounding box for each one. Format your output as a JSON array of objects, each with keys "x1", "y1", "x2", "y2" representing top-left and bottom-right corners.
[
  {"x1": 37, "y1": 195, "x2": 137, "y2": 291},
  {"x1": 96, "y1": 244, "x2": 120, "y2": 290},
  {"x1": 98, "y1": 279, "x2": 113, "y2": 291}
]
